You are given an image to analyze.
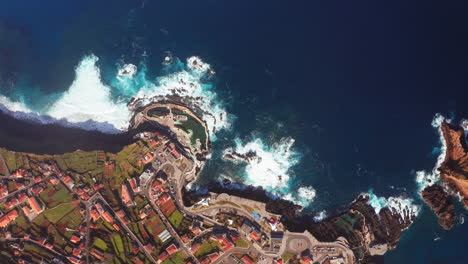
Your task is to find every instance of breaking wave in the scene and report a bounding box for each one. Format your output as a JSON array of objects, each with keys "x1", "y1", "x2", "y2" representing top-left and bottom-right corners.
[
  {"x1": 47, "y1": 55, "x2": 132, "y2": 132},
  {"x1": 365, "y1": 189, "x2": 420, "y2": 218},
  {"x1": 223, "y1": 136, "x2": 316, "y2": 207},
  {"x1": 313, "y1": 210, "x2": 328, "y2": 221},
  {"x1": 415, "y1": 113, "x2": 449, "y2": 193},
  {"x1": 0, "y1": 54, "x2": 229, "y2": 135}
]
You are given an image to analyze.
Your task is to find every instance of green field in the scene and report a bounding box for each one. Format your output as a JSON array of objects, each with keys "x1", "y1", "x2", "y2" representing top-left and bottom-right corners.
[
  {"x1": 110, "y1": 234, "x2": 125, "y2": 260},
  {"x1": 194, "y1": 242, "x2": 218, "y2": 258},
  {"x1": 168, "y1": 210, "x2": 183, "y2": 229},
  {"x1": 281, "y1": 252, "x2": 295, "y2": 262},
  {"x1": 43, "y1": 203, "x2": 76, "y2": 223},
  {"x1": 40, "y1": 185, "x2": 73, "y2": 208},
  {"x1": 62, "y1": 151, "x2": 98, "y2": 174},
  {"x1": 93, "y1": 238, "x2": 109, "y2": 251},
  {"x1": 235, "y1": 238, "x2": 249, "y2": 248},
  {"x1": 162, "y1": 251, "x2": 185, "y2": 264}
]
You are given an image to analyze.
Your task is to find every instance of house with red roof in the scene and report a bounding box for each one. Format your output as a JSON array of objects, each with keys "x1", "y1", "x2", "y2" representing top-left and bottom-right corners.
[
  {"x1": 300, "y1": 256, "x2": 312, "y2": 264},
  {"x1": 0, "y1": 184, "x2": 8, "y2": 198},
  {"x1": 208, "y1": 253, "x2": 220, "y2": 262},
  {"x1": 12, "y1": 169, "x2": 25, "y2": 178},
  {"x1": 128, "y1": 178, "x2": 140, "y2": 193},
  {"x1": 90, "y1": 209, "x2": 100, "y2": 221},
  {"x1": 216, "y1": 237, "x2": 234, "y2": 252},
  {"x1": 27, "y1": 197, "x2": 43, "y2": 214},
  {"x1": 1, "y1": 210, "x2": 18, "y2": 225},
  {"x1": 158, "y1": 252, "x2": 169, "y2": 262},
  {"x1": 102, "y1": 211, "x2": 114, "y2": 223},
  {"x1": 166, "y1": 244, "x2": 178, "y2": 255},
  {"x1": 70, "y1": 235, "x2": 81, "y2": 244},
  {"x1": 190, "y1": 243, "x2": 202, "y2": 253},
  {"x1": 112, "y1": 223, "x2": 121, "y2": 231},
  {"x1": 250, "y1": 231, "x2": 260, "y2": 241},
  {"x1": 18, "y1": 193, "x2": 28, "y2": 202},
  {"x1": 68, "y1": 257, "x2": 80, "y2": 264},
  {"x1": 158, "y1": 193, "x2": 171, "y2": 204},
  {"x1": 168, "y1": 143, "x2": 181, "y2": 159},
  {"x1": 121, "y1": 184, "x2": 133, "y2": 206},
  {"x1": 241, "y1": 255, "x2": 255, "y2": 264},
  {"x1": 273, "y1": 258, "x2": 283, "y2": 264}
]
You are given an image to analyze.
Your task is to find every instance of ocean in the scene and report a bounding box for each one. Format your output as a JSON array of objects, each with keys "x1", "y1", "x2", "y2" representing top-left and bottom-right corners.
[{"x1": 1, "y1": 0, "x2": 467, "y2": 263}]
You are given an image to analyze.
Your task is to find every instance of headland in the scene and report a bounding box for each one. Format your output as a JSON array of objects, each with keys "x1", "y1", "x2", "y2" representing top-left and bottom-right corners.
[{"x1": 0, "y1": 101, "x2": 421, "y2": 264}]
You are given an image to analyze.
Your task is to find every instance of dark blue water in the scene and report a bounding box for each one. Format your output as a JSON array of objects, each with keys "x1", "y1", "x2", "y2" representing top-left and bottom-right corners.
[{"x1": 1, "y1": 1, "x2": 468, "y2": 263}]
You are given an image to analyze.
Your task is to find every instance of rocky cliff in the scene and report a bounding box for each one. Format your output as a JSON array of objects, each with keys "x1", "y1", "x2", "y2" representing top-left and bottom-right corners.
[
  {"x1": 296, "y1": 195, "x2": 416, "y2": 263},
  {"x1": 183, "y1": 182, "x2": 416, "y2": 264},
  {"x1": 419, "y1": 121, "x2": 467, "y2": 230},
  {"x1": 438, "y1": 122, "x2": 468, "y2": 206},
  {"x1": 421, "y1": 184, "x2": 455, "y2": 229}
]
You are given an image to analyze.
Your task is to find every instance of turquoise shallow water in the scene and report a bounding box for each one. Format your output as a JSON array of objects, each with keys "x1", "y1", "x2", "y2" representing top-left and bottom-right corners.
[{"x1": 1, "y1": 0, "x2": 468, "y2": 262}]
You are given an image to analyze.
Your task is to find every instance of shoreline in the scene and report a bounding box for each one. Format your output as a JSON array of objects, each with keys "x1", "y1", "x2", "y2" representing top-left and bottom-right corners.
[
  {"x1": 0, "y1": 100, "x2": 426, "y2": 262},
  {"x1": 0, "y1": 111, "x2": 136, "y2": 154}
]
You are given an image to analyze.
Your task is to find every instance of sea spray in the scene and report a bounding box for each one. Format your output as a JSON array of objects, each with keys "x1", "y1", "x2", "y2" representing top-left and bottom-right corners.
[
  {"x1": 222, "y1": 135, "x2": 317, "y2": 207},
  {"x1": 0, "y1": 54, "x2": 230, "y2": 136},
  {"x1": 47, "y1": 55, "x2": 132, "y2": 133},
  {"x1": 131, "y1": 56, "x2": 231, "y2": 136},
  {"x1": 365, "y1": 189, "x2": 420, "y2": 220},
  {"x1": 415, "y1": 113, "x2": 449, "y2": 193}
]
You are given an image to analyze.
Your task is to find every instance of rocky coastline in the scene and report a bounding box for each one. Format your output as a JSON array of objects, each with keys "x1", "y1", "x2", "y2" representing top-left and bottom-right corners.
[
  {"x1": 421, "y1": 185, "x2": 455, "y2": 229},
  {"x1": 182, "y1": 182, "x2": 416, "y2": 263},
  {"x1": 420, "y1": 121, "x2": 468, "y2": 230},
  {"x1": 438, "y1": 122, "x2": 468, "y2": 206},
  {"x1": 0, "y1": 111, "x2": 137, "y2": 154}
]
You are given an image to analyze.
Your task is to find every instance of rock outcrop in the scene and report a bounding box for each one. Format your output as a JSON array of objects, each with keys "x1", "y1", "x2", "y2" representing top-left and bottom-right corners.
[
  {"x1": 223, "y1": 150, "x2": 259, "y2": 163},
  {"x1": 421, "y1": 185, "x2": 455, "y2": 229},
  {"x1": 438, "y1": 122, "x2": 468, "y2": 206},
  {"x1": 295, "y1": 195, "x2": 416, "y2": 263},
  {"x1": 183, "y1": 183, "x2": 416, "y2": 264}
]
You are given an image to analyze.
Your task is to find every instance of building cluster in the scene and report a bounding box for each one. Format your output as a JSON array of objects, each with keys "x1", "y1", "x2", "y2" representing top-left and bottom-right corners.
[
  {"x1": 0, "y1": 209, "x2": 19, "y2": 228},
  {"x1": 157, "y1": 243, "x2": 180, "y2": 262},
  {"x1": 188, "y1": 230, "x2": 243, "y2": 264},
  {"x1": 0, "y1": 167, "x2": 53, "y2": 225},
  {"x1": 121, "y1": 177, "x2": 140, "y2": 207},
  {"x1": 91, "y1": 201, "x2": 121, "y2": 231},
  {"x1": 66, "y1": 233, "x2": 86, "y2": 264}
]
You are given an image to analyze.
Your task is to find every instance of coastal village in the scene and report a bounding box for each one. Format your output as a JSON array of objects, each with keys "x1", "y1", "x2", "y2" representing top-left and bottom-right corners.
[{"x1": 0, "y1": 102, "x2": 354, "y2": 264}]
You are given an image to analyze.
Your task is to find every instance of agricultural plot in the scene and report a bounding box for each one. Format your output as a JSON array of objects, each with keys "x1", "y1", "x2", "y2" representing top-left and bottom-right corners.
[
  {"x1": 43, "y1": 202, "x2": 76, "y2": 223},
  {"x1": 162, "y1": 251, "x2": 186, "y2": 264},
  {"x1": 194, "y1": 241, "x2": 219, "y2": 258},
  {"x1": 168, "y1": 210, "x2": 183, "y2": 229},
  {"x1": 61, "y1": 150, "x2": 99, "y2": 174},
  {"x1": 39, "y1": 184, "x2": 73, "y2": 208},
  {"x1": 144, "y1": 212, "x2": 166, "y2": 237}
]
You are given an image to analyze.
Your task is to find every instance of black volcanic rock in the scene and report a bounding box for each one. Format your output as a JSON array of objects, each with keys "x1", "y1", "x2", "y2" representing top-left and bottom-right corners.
[
  {"x1": 183, "y1": 183, "x2": 416, "y2": 263},
  {"x1": 421, "y1": 184, "x2": 455, "y2": 230}
]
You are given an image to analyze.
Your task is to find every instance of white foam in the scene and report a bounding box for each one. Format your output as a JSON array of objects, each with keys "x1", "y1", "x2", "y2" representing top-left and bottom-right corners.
[
  {"x1": 365, "y1": 190, "x2": 420, "y2": 220},
  {"x1": 0, "y1": 54, "x2": 230, "y2": 136},
  {"x1": 224, "y1": 137, "x2": 298, "y2": 189},
  {"x1": 46, "y1": 55, "x2": 132, "y2": 133},
  {"x1": 415, "y1": 113, "x2": 449, "y2": 193},
  {"x1": 132, "y1": 56, "x2": 230, "y2": 135},
  {"x1": 117, "y1": 63, "x2": 137, "y2": 79},
  {"x1": 0, "y1": 95, "x2": 33, "y2": 114},
  {"x1": 461, "y1": 119, "x2": 468, "y2": 141},
  {"x1": 313, "y1": 210, "x2": 327, "y2": 221},
  {"x1": 283, "y1": 186, "x2": 317, "y2": 208},
  {"x1": 222, "y1": 136, "x2": 316, "y2": 207}
]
